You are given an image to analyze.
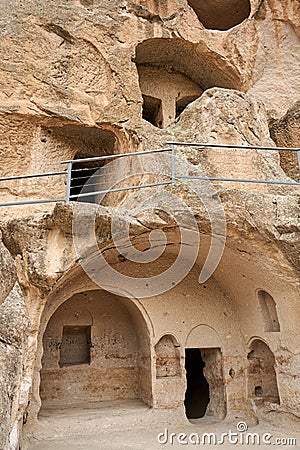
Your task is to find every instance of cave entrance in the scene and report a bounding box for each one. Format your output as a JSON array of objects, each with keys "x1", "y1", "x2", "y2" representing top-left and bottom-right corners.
[
  {"x1": 50, "y1": 125, "x2": 119, "y2": 203},
  {"x1": 184, "y1": 348, "x2": 210, "y2": 419},
  {"x1": 71, "y1": 159, "x2": 101, "y2": 203}
]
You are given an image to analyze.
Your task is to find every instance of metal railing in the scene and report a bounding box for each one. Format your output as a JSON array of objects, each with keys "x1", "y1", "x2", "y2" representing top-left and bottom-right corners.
[
  {"x1": 61, "y1": 147, "x2": 172, "y2": 201},
  {"x1": 0, "y1": 170, "x2": 67, "y2": 207},
  {"x1": 0, "y1": 143, "x2": 299, "y2": 207}
]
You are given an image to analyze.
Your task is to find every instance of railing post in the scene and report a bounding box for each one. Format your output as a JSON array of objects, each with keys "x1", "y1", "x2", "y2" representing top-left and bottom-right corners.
[
  {"x1": 171, "y1": 143, "x2": 175, "y2": 184},
  {"x1": 65, "y1": 162, "x2": 72, "y2": 202}
]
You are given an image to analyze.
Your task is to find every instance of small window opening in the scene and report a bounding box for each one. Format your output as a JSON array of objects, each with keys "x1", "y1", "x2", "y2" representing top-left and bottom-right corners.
[
  {"x1": 258, "y1": 290, "x2": 280, "y2": 332},
  {"x1": 60, "y1": 326, "x2": 91, "y2": 367},
  {"x1": 255, "y1": 386, "x2": 263, "y2": 396},
  {"x1": 142, "y1": 95, "x2": 163, "y2": 128}
]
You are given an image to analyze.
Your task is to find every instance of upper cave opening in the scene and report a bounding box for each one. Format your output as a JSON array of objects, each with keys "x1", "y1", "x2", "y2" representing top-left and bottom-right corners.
[
  {"x1": 135, "y1": 38, "x2": 241, "y2": 128},
  {"x1": 187, "y1": 0, "x2": 251, "y2": 31},
  {"x1": 138, "y1": 65, "x2": 203, "y2": 128}
]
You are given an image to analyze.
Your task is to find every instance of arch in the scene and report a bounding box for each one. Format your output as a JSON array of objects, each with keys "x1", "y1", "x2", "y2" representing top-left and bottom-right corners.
[
  {"x1": 247, "y1": 339, "x2": 280, "y2": 404},
  {"x1": 257, "y1": 290, "x2": 280, "y2": 332},
  {"x1": 186, "y1": 324, "x2": 221, "y2": 348},
  {"x1": 155, "y1": 334, "x2": 181, "y2": 378},
  {"x1": 187, "y1": 0, "x2": 251, "y2": 31},
  {"x1": 30, "y1": 268, "x2": 154, "y2": 420},
  {"x1": 40, "y1": 291, "x2": 150, "y2": 406}
]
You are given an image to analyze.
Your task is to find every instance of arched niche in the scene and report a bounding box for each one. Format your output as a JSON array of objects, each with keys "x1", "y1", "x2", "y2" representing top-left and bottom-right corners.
[
  {"x1": 155, "y1": 334, "x2": 181, "y2": 378},
  {"x1": 135, "y1": 38, "x2": 242, "y2": 128},
  {"x1": 247, "y1": 339, "x2": 280, "y2": 404},
  {"x1": 30, "y1": 273, "x2": 154, "y2": 420},
  {"x1": 257, "y1": 290, "x2": 280, "y2": 332},
  {"x1": 187, "y1": 0, "x2": 251, "y2": 31},
  {"x1": 40, "y1": 291, "x2": 148, "y2": 406}
]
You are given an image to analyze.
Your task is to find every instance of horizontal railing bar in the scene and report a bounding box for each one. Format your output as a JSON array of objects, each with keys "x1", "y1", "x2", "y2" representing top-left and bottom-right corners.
[
  {"x1": 70, "y1": 180, "x2": 172, "y2": 198},
  {"x1": 61, "y1": 148, "x2": 171, "y2": 164},
  {"x1": 71, "y1": 167, "x2": 107, "y2": 173},
  {"x1": 0, "y1": 171, "x2": 66, "y2": 182},
  {"x1": 71, "y1": 181, "x2": 104, "y2": 189},
  {"x1": 0, "y1": 198, "x2": 66, "y2": 207},
  {"x1": 176, "y1": 175, "x2": 300, "y2": 186},
  {"x1": 167, "y1": 142, "x2": 300, "y2": 152},
  {"x1": 71, "y1": 170, "x2": 113, "y2": 177}
]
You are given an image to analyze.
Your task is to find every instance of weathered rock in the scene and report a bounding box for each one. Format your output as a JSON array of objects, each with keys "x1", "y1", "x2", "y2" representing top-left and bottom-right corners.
[
  {"x1": 0, "y1": 0, "x2": 299, "y2": 448},
  {"x1": 0, "y1": 232, "x2": 17, "y2": 305},
  {"x1": 0, "y1": 284, "x2": 30, "y2": 450},
  {"x1": 270, "y1": 101, "x2": 300, "y2": 181}
]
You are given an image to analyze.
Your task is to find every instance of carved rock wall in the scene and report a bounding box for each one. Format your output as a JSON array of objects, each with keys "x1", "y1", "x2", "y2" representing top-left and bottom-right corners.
[{"x1": 0, "y1": 0, "x2": 299, "y2": 448}]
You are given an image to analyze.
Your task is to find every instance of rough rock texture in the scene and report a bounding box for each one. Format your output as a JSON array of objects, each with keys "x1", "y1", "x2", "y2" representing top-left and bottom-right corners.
[
  {"x1": 0, "y1": 244, "x2": 30, "y2": 450},
  {"x1": 270, "y1": 101, "x2": 300, "y2": 181},
  {"x1": 0, "y1": 0, "x2": 299, "y2": 448},
  {"x1": 0, "y1": 232, "x2": 17, "y2": 305}
]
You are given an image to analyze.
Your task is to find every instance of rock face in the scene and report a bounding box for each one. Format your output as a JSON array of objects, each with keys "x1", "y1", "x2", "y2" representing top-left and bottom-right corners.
[
  {"x1": 271, "y1": 101, "x2": 300, "y2": 182},
  {"x1": 0, "y1": 0, "x2": 299, "y2": 448},
  {"x1": 0, "y1": 238, "x2": 30, "y2": 450}
]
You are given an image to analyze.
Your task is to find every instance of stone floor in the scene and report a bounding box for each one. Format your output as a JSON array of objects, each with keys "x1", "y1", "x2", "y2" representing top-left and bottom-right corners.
[{"x1": 24, "y1": 400, "x2": 300, "y2": 450}]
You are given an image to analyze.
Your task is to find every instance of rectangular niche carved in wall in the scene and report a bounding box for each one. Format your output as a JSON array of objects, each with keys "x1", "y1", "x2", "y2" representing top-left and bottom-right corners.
[{"x1": 60, "y1": 326, "x2": 91, "y2": 367}]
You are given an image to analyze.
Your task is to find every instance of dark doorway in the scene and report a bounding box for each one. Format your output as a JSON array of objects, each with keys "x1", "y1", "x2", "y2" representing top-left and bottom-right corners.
[
  {"x1": 184, "y1": 348, "x2": 210, "y2": 419},
  {"x1": 70, "y1": 162, "x2": 99, "y2": 203}
]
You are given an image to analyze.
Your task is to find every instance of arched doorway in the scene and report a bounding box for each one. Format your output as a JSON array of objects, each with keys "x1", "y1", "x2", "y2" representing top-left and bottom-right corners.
[
  {"x1": 39, "y1": 289, "x2": 152, "y2": 410},
  {"x1": 185, "y1": 325, "x2": 226, "y2": 421}
]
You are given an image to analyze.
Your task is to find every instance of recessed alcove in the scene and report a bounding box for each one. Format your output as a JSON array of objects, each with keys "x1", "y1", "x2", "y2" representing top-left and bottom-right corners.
[
  {"x1": 135, "y1": 38, "x2": 241, "y2": 128},
  {"x1": 40, "y1": 290, "x2": 151, "y2": 407},
  {"x1": 137, "y1": 65, "x2": 203, "y2": 128},
  {"x1": 59, "y1": 326, "x2": 91, "y2": 367},
  {"x1": 247, "y1": 339, "x2": 280, "y2": 404},
  {"x1": 258, "y1": 290, "x2": 280, "y2": 332}
]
